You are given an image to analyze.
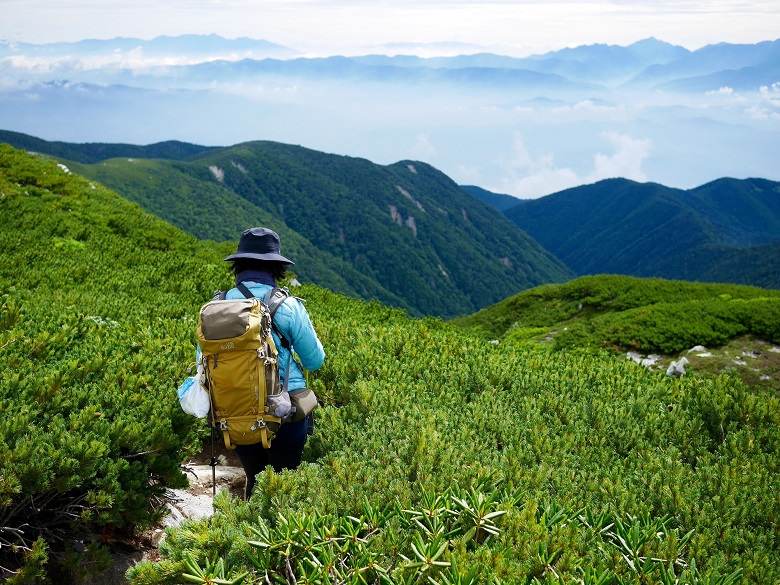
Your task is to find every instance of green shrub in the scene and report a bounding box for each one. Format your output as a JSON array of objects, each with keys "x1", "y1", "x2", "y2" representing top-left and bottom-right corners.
[
  {"x1": 454, "y1": 275, "x2": 780, "y2": 349},
  {"x1": 0, "y1": 145, "x2": 217, "y2": 578},
  {"x1": 553, "y1": 297, "x2": 780, "y2": 354}
]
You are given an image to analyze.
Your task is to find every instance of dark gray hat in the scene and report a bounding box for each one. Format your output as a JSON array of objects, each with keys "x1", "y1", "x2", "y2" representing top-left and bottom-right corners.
[{"x1": 224, "y1": 227, "x2": 294, "y2": 265}]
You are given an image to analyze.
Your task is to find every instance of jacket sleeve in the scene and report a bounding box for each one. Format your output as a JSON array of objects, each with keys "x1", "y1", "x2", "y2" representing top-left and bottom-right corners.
[{"x1": 276, "y1": 296, "x2": 325, "y2": 371}]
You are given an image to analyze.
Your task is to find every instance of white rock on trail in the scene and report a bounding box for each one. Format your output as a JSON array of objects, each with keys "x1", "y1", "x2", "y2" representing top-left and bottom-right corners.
[{"x1": 164, "y1": 464, "x2": 246, "y2": 526}]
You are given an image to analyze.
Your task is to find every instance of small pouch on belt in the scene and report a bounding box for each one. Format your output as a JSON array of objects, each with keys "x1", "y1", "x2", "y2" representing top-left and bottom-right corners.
[{"x1": 288, "y1": 388, "x2": 319, "y2": 422}]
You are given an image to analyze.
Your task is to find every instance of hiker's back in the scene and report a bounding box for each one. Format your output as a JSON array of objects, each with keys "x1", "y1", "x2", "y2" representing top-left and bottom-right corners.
[{"x1": 200, "y1": 225, "x2": 326, "y2": 498}]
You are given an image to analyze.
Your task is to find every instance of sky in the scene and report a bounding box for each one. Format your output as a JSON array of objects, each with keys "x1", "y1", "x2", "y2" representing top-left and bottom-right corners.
[{"x1": 2, "y1": 0, "x2": 780, "y2": 57}]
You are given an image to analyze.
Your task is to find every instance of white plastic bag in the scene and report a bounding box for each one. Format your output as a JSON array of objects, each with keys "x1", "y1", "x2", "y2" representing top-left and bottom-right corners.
[
  {"x1": 267, "y1": 389, "x2": 292, "y2": 420},
  {"x1": 177, "y1": 362, "x2": 210, "y2": 418}
]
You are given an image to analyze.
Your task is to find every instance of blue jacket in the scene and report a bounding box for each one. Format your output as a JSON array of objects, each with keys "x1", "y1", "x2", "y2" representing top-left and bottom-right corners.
[{"x1": 224, "y1": 281, "x2": 325, "y2": 390}]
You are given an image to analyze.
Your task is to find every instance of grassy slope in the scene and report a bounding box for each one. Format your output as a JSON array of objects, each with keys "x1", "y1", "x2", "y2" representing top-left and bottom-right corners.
[
  {"x1": 137, "y1": 280, "x2": 780, "y2": 584},
  {"x1": 452, "y1": 274, "x2": 780, "y2": 337},
  {"x1": 0, "y1": 143, "x2": 236, "y2": 578},
  {"x1": 2, "y1": 145, "x2": 778, "y2": 583}
]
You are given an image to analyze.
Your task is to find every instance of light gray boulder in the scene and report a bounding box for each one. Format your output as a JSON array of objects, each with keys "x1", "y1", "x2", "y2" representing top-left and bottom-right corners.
[{"x1": 666, "y1": 356, "x2": 689, "y2": 377}]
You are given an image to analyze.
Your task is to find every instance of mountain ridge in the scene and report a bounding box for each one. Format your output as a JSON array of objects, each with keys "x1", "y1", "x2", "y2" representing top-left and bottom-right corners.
[
  {"x1": 0, "y1": 132, "x2": 573, "y2": 318},
  {"x1": 500, "y1": 176, "x2": 780, "y2": 287},
  {"x1": 6, "y1": 128, "x2": 777, "y2": 297},
  {"x1": 4, "y1": 34, "x2": 778, "y2": 91},
  {"x1": 0, "y1": 33, "x2": 298, "y2": 59},
  {"x1": 0, "y1": 129, "x2": 218, "y2": 164}
]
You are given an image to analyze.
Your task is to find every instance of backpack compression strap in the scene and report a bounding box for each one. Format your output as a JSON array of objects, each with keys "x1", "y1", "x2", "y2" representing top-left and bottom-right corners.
[
  {"x1": 237, "y1": 284, "x2": 293, "y2": 394},
  {"x1": 263, "y1": 288, "x2": 303, "y2": 392}
]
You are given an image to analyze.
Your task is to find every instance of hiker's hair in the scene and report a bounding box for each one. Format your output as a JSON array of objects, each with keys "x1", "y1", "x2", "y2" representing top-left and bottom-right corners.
[{"x1": 230, "y1": 258, "x2": 288, "y2": 282}]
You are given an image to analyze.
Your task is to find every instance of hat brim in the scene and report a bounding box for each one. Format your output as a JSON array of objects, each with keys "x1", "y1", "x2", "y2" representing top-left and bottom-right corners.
[{"x1": 224, "y1": 251, "x2": 295, "y2": 265}]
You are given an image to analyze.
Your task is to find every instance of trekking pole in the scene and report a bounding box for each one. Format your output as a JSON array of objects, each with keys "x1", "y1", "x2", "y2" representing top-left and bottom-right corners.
[{"x1": 209, "y1": 425, "x2": 217, "y2": 497}]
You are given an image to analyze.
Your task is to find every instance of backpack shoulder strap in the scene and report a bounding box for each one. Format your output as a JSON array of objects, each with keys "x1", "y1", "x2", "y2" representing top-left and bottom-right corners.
[
  {"x1": 263, "y1": 287, "x2": 290, "y2": 318},
  {"x1": 237, "y1": 283, "x2": 254, "y2": 299},
  {"x1": 236, "y1": 283, "x2": 291, "y2": 346},
  {"x1": 263, "y1": 287, "x2": 303, "y2": 390}
]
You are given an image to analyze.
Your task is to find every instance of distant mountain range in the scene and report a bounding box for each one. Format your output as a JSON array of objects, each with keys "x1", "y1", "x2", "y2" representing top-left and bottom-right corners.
[
  {"x1": 489, "y1": 177, "x2": 780, "y2": 288},
  {"x1": 625, "y1": 39, "x2": 780, "y2": 91},
  {"x1": 0, "y1": 34, "x2": 297, "y2": 61},
  {"x1": 2, "y1": 34, "x2": 778, "y2": 199},
  {"x1": 2, "y1": 34, "x2": 778, "y2": 91},
  {"x1": 0, "y1": 131, "x2": 572, "y2": 318}
]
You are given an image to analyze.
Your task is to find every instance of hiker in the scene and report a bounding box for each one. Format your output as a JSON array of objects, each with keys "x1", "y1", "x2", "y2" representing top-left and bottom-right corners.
[{"x1": 219, "y1": 227, "x2": 325, "y2": 498}]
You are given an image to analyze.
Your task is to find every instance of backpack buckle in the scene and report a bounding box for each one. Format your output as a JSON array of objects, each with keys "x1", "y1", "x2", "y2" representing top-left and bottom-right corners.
[{"x1": 250, "y1": 419, "x2": 266, "y2": 431}]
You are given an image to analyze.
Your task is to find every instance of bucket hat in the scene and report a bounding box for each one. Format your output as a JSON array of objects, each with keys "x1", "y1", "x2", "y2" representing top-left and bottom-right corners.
[{"x1": 224, "y1": 227, "x2": 294, "y2": 265}]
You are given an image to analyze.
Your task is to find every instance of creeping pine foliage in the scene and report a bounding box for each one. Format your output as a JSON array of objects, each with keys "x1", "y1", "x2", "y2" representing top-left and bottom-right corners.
[
  {"x1": 0, "y1": 144, "x2": 232, "y2": 580},
  {"x1": 0, "y1": 144, "x2": 778, "y2": 583},
  {"x1": 453, "y1": 275, "x2": 780, "y2": 355}
]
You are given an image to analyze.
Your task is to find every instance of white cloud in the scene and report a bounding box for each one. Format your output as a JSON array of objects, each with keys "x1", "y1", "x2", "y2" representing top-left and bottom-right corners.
[
  {"x1": 498, "y1": 131, "x2": 653, "y2": 199},
  {"x1": 2, "y1": 47, "x2": 243, "y2": 73},
  {"x1": 585, "y1": 132, "x2": 653, "y2": 183},
  {"x1": 497, "y1": 135, "x2": 581, "y2": 198},
  {"x1": 759, "y1": 83, "x2": 780, "y2": 108},
  {"x1": 453, "y1": 164, "x2": 483, "y2": 185},
  {"x1": 706, "y1": 86, "x2": 734, "y2": 95},
  {"x1": 410, "y1": 133, "x2": 437, "y2": 160},
  {"x1": 745, "y1": 106, "x2": 771, "y2": 120},
  {"x1": 552, "y1": 100, "x2": 624, "y2": 114}
]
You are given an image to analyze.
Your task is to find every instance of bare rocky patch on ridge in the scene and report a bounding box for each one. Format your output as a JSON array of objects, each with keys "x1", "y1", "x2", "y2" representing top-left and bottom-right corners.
[{"x1": 627, "y1": 336, "x2": 780, "y2": 392}]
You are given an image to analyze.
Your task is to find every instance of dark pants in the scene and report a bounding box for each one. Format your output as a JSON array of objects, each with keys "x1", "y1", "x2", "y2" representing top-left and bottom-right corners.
[{"x1": 234, "y1": 416, "x2": 310, "y2": 499}]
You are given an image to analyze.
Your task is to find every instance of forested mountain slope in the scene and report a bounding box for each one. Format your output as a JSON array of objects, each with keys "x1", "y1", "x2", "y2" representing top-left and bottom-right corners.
[
  {"x1": 503, "y1": 177, "x2": 780, "y2": 287},
  {"x1": 682, "y1": 177, "x2": 780, "y2": 246},
  {"x1": 698, "y1": 240, "x2": 780, "y2": 288},
  {"x1": 1, "y1": 132, "x2": 573, "y2": 318}
]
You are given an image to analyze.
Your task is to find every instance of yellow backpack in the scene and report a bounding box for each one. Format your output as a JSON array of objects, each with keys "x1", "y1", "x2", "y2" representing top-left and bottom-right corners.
[{"x1": 197, "y1": 286, "x2": 291, "y2": 449}]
